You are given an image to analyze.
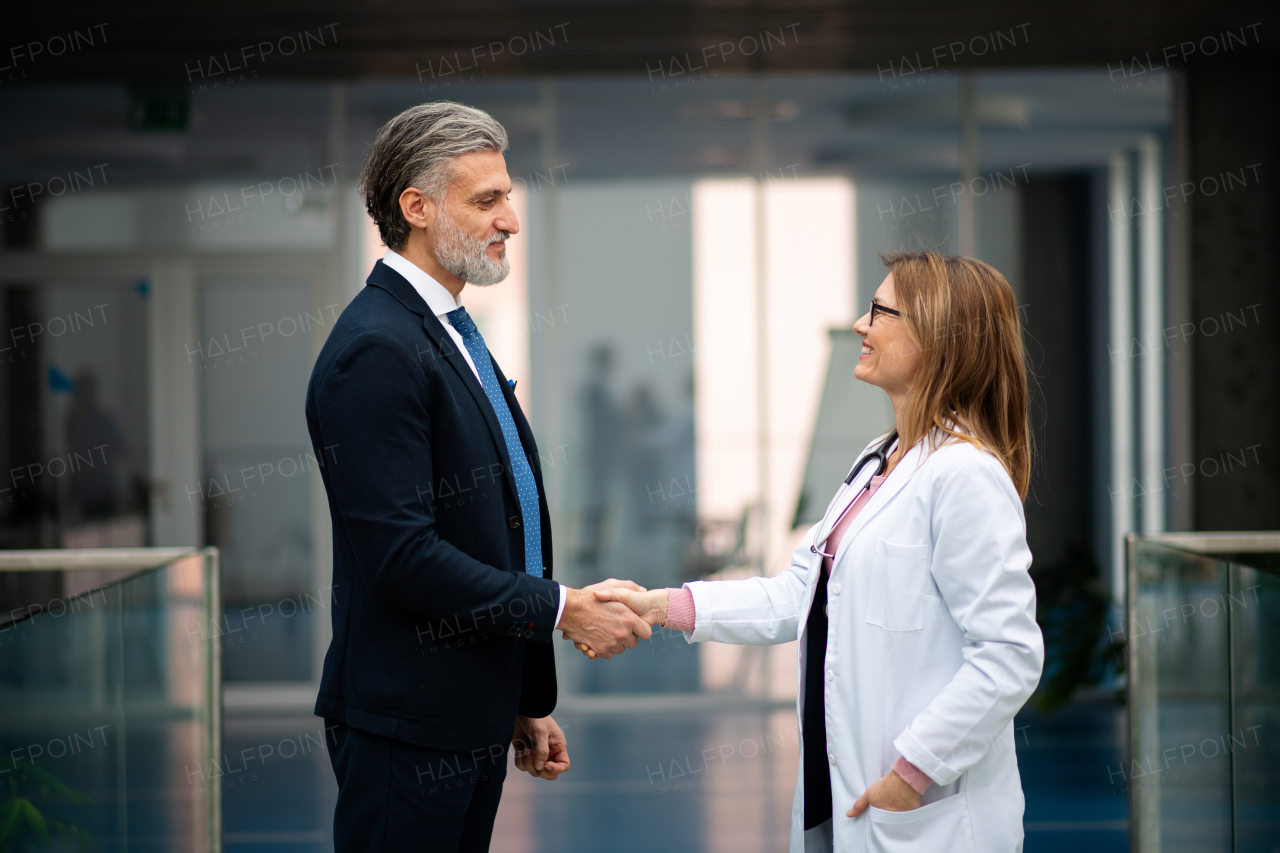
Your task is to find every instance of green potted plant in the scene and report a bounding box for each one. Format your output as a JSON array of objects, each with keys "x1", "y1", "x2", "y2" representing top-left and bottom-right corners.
[{"x1": 0, "y1": 763, "x2": 91, "y2": 853}]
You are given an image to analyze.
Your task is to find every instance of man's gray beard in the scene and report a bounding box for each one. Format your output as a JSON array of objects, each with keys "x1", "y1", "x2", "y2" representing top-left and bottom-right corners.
[{"x1": 433, "y1": 208, "x2": 510, "y2": 287}]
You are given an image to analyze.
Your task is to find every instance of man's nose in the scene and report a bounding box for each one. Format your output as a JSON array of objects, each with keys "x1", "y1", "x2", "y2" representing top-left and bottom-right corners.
[{"x1": 495, "y1": 200, "x2": 520, "y2": 236}]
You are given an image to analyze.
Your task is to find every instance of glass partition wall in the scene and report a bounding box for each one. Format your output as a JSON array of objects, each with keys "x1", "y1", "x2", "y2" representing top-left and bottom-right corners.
[
  {"x1": 0, "y1": 281, "x2": 150, "y2": 550},
  {"x1": 1, "y1": 71, "x2": 1171, "y2": 704},
  {"x1": 1127, "y1": 533, "x2": 1280, "y2": 853},
  {"x1": 0, "y1": 548, "x2": 221, "y2": 853},
  {"x1": 1, "y1": 70, "x2": 1180, "y2": 851}
]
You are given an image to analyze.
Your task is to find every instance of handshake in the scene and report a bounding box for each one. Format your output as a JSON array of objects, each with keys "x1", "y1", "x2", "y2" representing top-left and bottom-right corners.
[{"x1": 557, "y1": 580, "x2": 671, "y2": 659}]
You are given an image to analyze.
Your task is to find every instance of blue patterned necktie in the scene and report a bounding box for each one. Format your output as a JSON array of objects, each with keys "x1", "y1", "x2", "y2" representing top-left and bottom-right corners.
[{"x1": 445, "y1": 307, "x2": 543, "y2": 577}]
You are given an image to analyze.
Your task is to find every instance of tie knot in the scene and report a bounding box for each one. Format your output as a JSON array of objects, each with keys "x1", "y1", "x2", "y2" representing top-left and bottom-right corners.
[{"x1": 446, "y1": 306, "x2": 478, "y2": 338}]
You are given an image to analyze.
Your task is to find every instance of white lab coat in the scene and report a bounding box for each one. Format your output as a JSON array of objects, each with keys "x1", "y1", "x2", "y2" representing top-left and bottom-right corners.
[{"x1": 684, "y1": 433, "x2": 1044, "y2": 853}]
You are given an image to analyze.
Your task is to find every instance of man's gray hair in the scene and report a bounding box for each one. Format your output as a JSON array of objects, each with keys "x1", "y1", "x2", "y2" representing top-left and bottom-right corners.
[{"x1": 359, "y1": 101, "x2": 508, "y2": 250}]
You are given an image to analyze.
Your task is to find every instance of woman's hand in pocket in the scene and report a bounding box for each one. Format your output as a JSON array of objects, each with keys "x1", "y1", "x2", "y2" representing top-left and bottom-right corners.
[{"x1": 847, "y1": 769, "x2": 922, "y2": 817}]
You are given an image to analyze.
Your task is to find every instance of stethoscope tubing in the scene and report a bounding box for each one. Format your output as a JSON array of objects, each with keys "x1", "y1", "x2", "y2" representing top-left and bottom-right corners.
[{"x1": 809, "y1": 430, "x2": 899, "y2": 555}]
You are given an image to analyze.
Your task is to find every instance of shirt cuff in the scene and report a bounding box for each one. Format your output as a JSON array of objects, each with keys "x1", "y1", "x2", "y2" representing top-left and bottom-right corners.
[
  {"x1": 665, "y1": 587, "x2": 696, "y2": 633},
  {"x1": 892, "y1": 756, "x2": 933, "y2": 795},
  {"x1": 554, "y1": 584, "x2": 567, "y2": 630}
]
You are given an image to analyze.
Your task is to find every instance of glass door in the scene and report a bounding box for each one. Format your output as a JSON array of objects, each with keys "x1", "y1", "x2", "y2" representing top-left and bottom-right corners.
[{"x1": 0, "y1": 278, "x2": 150, "y2": 551}]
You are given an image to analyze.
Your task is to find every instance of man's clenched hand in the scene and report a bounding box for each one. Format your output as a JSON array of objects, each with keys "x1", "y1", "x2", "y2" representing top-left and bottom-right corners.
[{"x1": 512, "y1": 715, "x2": 569, "y2": 780}]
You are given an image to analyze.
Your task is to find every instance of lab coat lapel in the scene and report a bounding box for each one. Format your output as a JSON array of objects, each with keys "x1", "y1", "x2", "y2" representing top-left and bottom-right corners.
[
  {"x1": 796, "y1": 441, "x2": 886, "y2": 646},
  {"x1": 830, "y1": 441, "x2": 927, "y2": 570}
]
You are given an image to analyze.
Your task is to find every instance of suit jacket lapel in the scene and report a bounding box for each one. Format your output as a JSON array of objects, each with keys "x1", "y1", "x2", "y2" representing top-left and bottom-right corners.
[
  {"x1": 420, "y1": 313, "x2": 523, "y2": 503},
  {"x1": 366, "y1": 261, "x2": 522, "y2": 508}
]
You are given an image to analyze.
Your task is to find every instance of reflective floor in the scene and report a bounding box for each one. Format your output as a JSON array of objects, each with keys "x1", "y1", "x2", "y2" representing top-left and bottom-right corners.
[{"x1": 222, "y1": 697, "x2": 1127, "y2": 852}]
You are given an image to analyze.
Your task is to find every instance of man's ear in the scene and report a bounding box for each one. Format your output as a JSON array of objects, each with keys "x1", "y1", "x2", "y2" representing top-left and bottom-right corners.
[{"x1": 398, "y1": 187, "x2": 437, "y2": 234}]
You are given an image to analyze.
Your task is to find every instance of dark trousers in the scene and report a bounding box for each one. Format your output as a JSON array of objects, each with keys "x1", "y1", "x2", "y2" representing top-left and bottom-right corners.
[{"x1": 325, "y1": 719, "x2": 509, "y2": 853}]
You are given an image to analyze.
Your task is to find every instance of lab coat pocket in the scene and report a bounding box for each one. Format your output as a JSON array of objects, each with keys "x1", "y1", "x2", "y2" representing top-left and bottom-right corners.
[
  {"x1": 866, "y1": 792, "x2": 974, "y2": 853},
  {"x1": 867, "y1": 540, "x2": 929, "y2": 631}
]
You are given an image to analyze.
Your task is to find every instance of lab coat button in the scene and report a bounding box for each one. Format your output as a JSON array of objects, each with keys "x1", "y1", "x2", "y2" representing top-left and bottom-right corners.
[
  {"x1": 830, "y1": 583, "x2": 841, "y2": 595},
  {"x1": 828, "y1": 753, "x2": 836, "y2": 764},
  {"x1": 825, "y1": 669, "x2": 835, "y2": 682}
]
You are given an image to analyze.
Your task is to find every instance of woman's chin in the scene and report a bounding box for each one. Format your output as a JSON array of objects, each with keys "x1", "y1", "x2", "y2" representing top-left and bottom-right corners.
[{"x1": 853, "y1": 364, "x2": 876, "y2": 384}]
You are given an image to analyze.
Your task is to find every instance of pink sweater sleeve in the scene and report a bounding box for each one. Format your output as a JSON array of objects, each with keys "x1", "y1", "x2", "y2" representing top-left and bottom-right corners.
[
  {"x1": 664, "y1": 587, "x2": 696, "y2": 632},
  {"x1": 892, "y1": 756, "x2": 933, "y2": 794}
]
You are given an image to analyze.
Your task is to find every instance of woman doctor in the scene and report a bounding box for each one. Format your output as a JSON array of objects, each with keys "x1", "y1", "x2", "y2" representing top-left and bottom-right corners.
[{"x1": 590, "y1": 251, "x2": 1044, "y2": 852}]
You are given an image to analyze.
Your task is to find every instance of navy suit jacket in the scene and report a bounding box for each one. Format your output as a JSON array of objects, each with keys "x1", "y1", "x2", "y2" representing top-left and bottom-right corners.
[{"x1": 308, "y1": 260, "x2": 560, "y2": 752}]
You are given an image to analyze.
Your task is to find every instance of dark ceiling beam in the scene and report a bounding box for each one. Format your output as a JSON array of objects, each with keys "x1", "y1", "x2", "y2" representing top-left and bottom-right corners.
[{"x1": 6, "y1": 2, "x2": 1274, "y2": 82}]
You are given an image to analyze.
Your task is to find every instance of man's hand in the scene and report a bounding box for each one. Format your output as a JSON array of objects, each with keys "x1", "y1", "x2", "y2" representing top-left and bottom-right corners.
[
  {"x1": 557, "y1": 579, "x2": 653, "y2": 659},
  {"x1": 572, "y1": 588, "x2": 671, "y2": 658},
  {"x1": 847, "y1": 770, "x2": 922, "y2": 817},
  {"x1": 512, "y1": 715, "x2": 569, "y2": 780}
]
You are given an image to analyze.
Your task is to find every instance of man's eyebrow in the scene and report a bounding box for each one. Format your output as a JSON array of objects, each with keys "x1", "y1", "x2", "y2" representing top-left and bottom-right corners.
[{"x1": 469, "y1": 185, "x2": 510, "y2": 200}]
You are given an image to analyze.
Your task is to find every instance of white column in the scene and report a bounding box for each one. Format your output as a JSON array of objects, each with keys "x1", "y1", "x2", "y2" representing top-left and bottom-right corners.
[
  {"x1": 148, "y1": 258, "x2": 202, "y2": 547},
  {"x1": 1138, "y1": 137, "x2": 1166, "y2": 534},
  {"x1": 1165, "y1": 73, "x2": 1195, "y2": 531},
  {"x1": 750, "y1": 74, "x2": 772, "y2": 701},
  {"x1": 1108, "y1": 153, "x2": 1135, "y2": 604},
  {"x1": 536, "y1": 79, "x2": 564, "y2": 522},
  {"x1": 958, "y1": 73, "x2": 978, "y2": 257}
]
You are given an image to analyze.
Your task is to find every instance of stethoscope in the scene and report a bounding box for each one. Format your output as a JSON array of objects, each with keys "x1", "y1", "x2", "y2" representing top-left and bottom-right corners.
[{"x1": 810, "y1": 430, "x2": 899, "y2": 557}]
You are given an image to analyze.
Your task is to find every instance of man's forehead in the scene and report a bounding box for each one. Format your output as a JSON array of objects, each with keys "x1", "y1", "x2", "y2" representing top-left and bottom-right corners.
[{"x1": 450, "y1": 150, "x2": 510, "y2": 195}]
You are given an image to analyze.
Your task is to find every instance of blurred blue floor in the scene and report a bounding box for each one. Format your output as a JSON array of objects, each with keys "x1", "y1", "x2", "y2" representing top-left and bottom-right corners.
[{"x1": 222, "y1": 698, "x2": 1127, "y2": 852}]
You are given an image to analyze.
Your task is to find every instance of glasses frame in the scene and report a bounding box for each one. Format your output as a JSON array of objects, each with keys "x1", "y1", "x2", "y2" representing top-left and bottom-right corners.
[{"x1": 869, "y1": 301, "x2": 903, "y2": 326}]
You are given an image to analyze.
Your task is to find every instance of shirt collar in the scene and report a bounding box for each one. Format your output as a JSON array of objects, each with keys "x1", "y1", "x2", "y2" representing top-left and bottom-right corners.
[{"x1": 382, "y1": 249, "x2": 461, "y2": 318}]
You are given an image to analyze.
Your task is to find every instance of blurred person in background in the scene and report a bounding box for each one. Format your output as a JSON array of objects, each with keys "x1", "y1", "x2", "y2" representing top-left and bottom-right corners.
[
  {"x1": 65, "y1": 370, "x2": 125, "y2": 521},
  {"x1": 593, "y1": 252, "x2": 1044, "y2": 852},
  {"x1": 576, "y1": 342, "x2": 621, "y2": 577}
]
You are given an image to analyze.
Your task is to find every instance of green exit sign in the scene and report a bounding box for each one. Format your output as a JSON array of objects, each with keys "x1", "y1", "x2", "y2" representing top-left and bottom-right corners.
[{"x1": 127, "y1": 91, "x2": 189, "y2": 132}]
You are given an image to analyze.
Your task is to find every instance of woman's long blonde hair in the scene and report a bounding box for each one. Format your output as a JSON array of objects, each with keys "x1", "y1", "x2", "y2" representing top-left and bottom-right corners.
[{"x1": 884, "y1": 250, "x2": 1031, "y2": 499}]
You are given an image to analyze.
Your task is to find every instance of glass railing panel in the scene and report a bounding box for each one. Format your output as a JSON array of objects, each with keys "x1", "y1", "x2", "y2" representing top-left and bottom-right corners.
[
  {"x1": 1229, "y1": 557, "x2": 1280, "y2": 853},
  {"x1": 1128, "y1": 537, "x2": 1232, "y2": 853},
  {"x1": 0, "y1": 549, "x2": 219, "y2": 853}
]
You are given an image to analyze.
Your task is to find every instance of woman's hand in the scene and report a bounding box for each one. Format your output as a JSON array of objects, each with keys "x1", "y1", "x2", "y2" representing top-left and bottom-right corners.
[
  {"x1": 847, "y1": 770, "x2": 922, "y2": 817},
  {"x1": 594, "y1": 587, "x2": 668, "y2": 625},
  {"x1": 572, "y1": 588, "x2": 669, "y2": 659}
]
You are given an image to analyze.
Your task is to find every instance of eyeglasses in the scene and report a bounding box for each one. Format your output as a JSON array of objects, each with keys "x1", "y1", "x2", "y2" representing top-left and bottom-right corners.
[{"x1": 869, "y1": 301, "x2": 903, "y2": 326}]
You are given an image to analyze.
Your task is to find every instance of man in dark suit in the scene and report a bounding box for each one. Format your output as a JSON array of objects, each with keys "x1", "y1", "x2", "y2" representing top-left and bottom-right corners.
[{"x1": 306, "y1": 101, "x2": 652, "y2": 853}]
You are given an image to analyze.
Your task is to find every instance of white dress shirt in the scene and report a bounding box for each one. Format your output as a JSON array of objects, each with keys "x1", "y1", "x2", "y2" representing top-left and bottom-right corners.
[
  {"x1": 382, "y1": 249, "x2": 479, "y2": 381},
  {"x1": 382, "y1": 250, "x2": 568, "y2": 630}
]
